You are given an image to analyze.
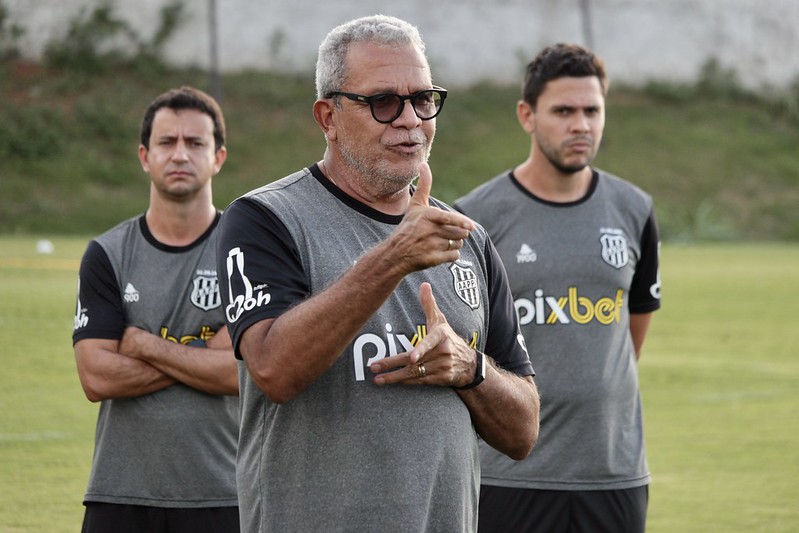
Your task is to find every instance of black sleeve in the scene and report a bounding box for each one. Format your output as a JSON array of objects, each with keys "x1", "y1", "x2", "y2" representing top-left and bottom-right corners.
[
  {"x1": 216, "y1": 197, "x2": 310, "y2": 358},
  {"x1": 629, "y1": 209, "x2": 662, "y2": 314},
  {"x1": 72, "y1": 240, "x2": 125, "y2": 344},
  {"x1": 483, "y1": 236, "x2": 535, "y2": 377}
]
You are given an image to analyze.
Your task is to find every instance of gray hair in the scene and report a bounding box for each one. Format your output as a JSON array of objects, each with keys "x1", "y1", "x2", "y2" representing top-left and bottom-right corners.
[{"x1": 315, "y1": 15, "x2": 428, "y2": 99}]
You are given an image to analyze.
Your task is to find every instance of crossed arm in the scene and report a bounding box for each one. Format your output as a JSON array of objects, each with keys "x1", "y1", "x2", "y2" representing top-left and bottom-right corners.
[{"x1": 74, "y1": 325, "x2": 238, "y2": 402}]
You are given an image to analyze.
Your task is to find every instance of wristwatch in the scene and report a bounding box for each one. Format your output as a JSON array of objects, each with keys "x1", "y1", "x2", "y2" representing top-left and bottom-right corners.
[{"x1": 454, "y1": 350, "x2": 486, "y2": 390}]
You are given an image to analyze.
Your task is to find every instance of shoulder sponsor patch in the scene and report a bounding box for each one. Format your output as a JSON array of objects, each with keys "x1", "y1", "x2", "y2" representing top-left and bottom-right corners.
[{"x1": 224, "y1": 247, "x2": 271, "y2": 322}]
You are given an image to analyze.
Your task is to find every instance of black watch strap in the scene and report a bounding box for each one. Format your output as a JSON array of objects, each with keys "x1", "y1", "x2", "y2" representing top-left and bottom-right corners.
[{"x1": 454, "y1": 350, "x2": 486, "y2": 390}]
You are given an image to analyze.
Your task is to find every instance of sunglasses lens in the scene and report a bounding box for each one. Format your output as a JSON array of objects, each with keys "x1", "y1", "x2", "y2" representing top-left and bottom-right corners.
[
  {"x1": 366, "y1": 90, "x2": 445, "y2": 123},
  {"x1": 371, "y1": 94, "x2": 403, "y2": 122},
  {"x1": 413, "y1": 90, "x2": 443, "y2": 119}
]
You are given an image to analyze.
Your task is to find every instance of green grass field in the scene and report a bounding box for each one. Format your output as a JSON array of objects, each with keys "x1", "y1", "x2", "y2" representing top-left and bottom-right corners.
[{"x1": 1, "y1": 237, "x2": 797, "y2": 531}]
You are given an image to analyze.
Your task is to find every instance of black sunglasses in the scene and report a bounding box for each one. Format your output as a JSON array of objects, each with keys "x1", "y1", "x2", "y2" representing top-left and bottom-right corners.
[{"x1": 327, "y1": 87, "x2": 448, "y2": 124}]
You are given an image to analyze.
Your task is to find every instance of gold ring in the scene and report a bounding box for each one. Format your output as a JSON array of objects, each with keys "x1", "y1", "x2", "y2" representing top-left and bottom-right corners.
[
  {"x1": 418, "y1": 362, "x2": 427, "y2": 378},
  {"x1": 447, "y1": 239, "x2": 453, "y2": 251}
]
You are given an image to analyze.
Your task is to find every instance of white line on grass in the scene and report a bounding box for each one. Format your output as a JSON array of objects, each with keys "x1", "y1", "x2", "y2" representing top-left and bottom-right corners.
[{"x1": 0, "y1": 431, "x2": 74, "y2": 442}]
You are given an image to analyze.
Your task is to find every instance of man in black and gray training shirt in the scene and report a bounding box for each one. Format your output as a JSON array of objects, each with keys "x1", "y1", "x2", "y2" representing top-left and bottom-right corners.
[
  {"x1": 216, "y1": 14, "x2": 540, "y2": 533},
  {"x1": 455, "y1": 44, "x2": 661, "y2": 533},
  {"x1": 72, "y1": 86, "x2": 239, "y2": 532}
]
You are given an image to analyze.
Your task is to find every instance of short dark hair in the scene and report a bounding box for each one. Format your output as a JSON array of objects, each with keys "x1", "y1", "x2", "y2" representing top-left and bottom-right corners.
[
  {"x1": 139, "y1": 86, "x2": 226, "y2": 151},
  {"x1": 522, "y1": 44, "x2": 608, "y2": 108}
]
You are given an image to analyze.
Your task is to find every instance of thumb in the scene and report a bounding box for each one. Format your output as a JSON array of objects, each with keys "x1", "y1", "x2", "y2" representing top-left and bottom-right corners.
[
  {"x1": 410, "y1": 162, "x2": 432, "y2": 207},
  {"x1": 412, "y1": 282, "x2": 447, "y2": 364},
  {"x1": 419, "y1": 282, "x2": 444, "y2": 328}
]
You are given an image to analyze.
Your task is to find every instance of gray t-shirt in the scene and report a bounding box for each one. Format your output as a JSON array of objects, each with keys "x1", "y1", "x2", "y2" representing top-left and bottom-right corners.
[
  {"x1": 73, "y1": 214, "x2": 239, "y2": 507},
  {"x1": 217, "y1": 165, "x2": 533, "y2": 532},
  {"x1": 455, "y1": 169, "x2": 660, "y2": 491}
]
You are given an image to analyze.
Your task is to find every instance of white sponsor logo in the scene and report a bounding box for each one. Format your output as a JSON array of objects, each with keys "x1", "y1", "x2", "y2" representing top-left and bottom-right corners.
[
  {"x1": 516, "y1": 333, "x2": 529, "y2": 356},
  {"x1": 515, "y1": 287, "x2": 625, "y2": 326},
  {"x1": 516, "y1": 244, "x2": 537, "y2": 263},
  {"x1": 224, "y1": 247, "x2": 271, "y2": 322},
  {"x1": 73, "y1": 277, "x2": 88, "y2": 330},
  {"x1": 352, "y1": 323, "x2": 419, "y2": 381},
  {"x1": 123, "y1": 283, "x2": 140, "y2": 303},
  {"x1": 650, "y1": 242, "x2": 662, "y2": 299}
]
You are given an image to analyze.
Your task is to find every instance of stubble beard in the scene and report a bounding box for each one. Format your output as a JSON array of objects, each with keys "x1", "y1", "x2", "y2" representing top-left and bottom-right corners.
[
  {"x1": 339, "y1": 136, "x2": 433, "y2": 200},
  {"x1": 155, "y1": 178, "x2": 203, "y2": 202},
  {"x1": 537, "y1": 134, "x2": 597, "y2": 175}
]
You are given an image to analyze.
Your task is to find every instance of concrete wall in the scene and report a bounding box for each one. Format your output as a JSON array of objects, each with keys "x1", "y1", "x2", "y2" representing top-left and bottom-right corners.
[{"x1": 6, "y1": 0, "x2": 798, "y2": 89}]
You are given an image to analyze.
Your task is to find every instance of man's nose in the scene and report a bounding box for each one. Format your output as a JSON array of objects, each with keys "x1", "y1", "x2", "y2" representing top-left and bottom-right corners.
[
  {"x1": 391, "y1": 99, "x2": 422, "y2": 128},
  {"x1": 172, "y1": 140, "x2": 190, "y2": 161},
  {"x1": 572, "y1": 111, "x2": 590, "y2": 132}
]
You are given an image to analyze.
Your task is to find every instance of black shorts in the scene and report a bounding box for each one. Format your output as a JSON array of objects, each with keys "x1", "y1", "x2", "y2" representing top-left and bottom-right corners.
[
  {"x1": 478, "y1": 485, "x2": 648, "y2": 533},
  {"x1": 81, "y1": 503, "x2": 240, "y2": 533}
]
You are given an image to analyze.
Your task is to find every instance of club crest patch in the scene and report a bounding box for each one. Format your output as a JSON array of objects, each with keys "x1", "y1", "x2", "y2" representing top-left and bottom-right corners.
[
  {"x1": 599, "y1": 230, "x2": 629, "y2": 269},
  {"x1": 191, "y1": 275, "x2": 221, "y2": 311},
  {"x1": 450, "y1": 263, "x2": 480, "y2": 309}
]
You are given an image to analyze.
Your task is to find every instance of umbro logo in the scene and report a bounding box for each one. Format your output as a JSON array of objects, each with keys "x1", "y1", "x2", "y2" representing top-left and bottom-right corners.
[
  {"x1": 516, "y1": 244, "x2": 537, "y2": 263},
  {"x1": 123, "y1": 282, "x2": 140, "y2": 303}
]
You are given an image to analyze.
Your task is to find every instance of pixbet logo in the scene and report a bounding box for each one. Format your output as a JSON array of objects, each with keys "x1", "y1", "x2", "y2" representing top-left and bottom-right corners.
[
  {"x1": 515, "y1": 287, "x2": 625, "y2": 326},
  {"x1": 351, "y1": 323, "x2": 479, "y2": 381},
  {"x1": 352, "y1": 323, "x2": 422, "y2": 381}
]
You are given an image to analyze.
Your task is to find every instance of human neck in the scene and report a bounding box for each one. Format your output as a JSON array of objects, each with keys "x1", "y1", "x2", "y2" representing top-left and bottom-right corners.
[
  {"x1": 319, "y1": 159, "x2": 411, "y2": 216},
  {"x1": 514, "y1": 157, "x2": 592, "y2": 203},
  {"x1": 146, "y1": 192, "x2": 216, "y2": 247}
]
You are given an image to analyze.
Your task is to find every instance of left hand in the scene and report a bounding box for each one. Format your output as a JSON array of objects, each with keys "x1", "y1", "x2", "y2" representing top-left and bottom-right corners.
[{"x1": 370, "y1": 282, "x2": 476, "y2": 387}]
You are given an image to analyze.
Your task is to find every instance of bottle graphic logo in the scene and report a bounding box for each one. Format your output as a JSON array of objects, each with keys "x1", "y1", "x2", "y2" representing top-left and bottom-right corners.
[{"x1": 225, "y1": 247, "x2": 270, "y2": 322}]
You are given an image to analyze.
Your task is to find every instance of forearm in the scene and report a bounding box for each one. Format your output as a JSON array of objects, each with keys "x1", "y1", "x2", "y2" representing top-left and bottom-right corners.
[
  {"x1": 458, "y1": 362, "x2": 539, "y2": 460},
  {"x1": 242, "y1": 241, "x2": 406, "y2": 403},
  {"x1": 630, "y1": 312, "x2": 653, "y2": 361},
  {"x1": 122, "y1": 328, "x2": 238, "y2": 396},
  {"x1": 74, "y1": 339, "x2": 176, "y2": 402}
]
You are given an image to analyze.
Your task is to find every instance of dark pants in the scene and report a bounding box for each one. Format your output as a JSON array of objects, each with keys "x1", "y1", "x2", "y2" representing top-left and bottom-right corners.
[
  {"x1": 81, "y1": 503, "x2": 240, "y2": 533},
  {"x1": 478, "y1": 485, "x2": 648, "y2": 533}
]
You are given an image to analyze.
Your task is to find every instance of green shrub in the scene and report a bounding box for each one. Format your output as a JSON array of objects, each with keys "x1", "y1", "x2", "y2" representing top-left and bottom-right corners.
[
  {"x1": 0, "y1": 1, "x2": 24, "y2": 62},
  {"x1": 0, "y1": 105, "x2": 64, "y2": 160},
  {"x1": 43, "y1": 0, "x2": 184, "y2": 76}
]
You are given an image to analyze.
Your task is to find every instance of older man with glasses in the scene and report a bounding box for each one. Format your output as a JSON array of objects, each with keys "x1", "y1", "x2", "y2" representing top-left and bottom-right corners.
[{"x1": 216, "y1": 14, "x2": 540, "y2": 532}]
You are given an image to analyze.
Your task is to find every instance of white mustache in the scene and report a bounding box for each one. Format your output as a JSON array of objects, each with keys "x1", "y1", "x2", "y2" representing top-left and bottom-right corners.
[{"x1": 388, "y1": 131, "x2": 428, "y2": 146}]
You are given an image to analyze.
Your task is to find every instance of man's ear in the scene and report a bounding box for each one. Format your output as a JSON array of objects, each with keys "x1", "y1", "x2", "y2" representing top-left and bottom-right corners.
[
  {"x1": 213, "y1": 146, "x2": 228, "y2": 175},
  {"x1": 517, "y1": 100, "x2": 536, "y2": 135},
  {"x1": 138, "y1": 144, "x2": 150, "y2": 172},
  {"x1": 313, "y1": 99, "x2": 337, "y2": 142}
]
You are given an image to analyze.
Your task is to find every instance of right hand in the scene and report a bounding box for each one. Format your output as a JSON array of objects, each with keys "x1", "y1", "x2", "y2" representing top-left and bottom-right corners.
[{"x1": 390, "y1": 162, "x2": 475, "y2": 274}]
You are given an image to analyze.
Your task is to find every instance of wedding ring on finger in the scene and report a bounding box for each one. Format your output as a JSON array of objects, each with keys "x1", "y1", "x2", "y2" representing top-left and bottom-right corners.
[
  {"x1": 447, "y1": 239, "x2": 454, "y2": 251},
  {"x1": 418, "y1": 362, "x2": 427, "y2": 378}
]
